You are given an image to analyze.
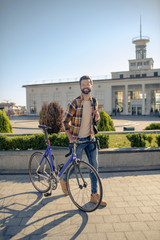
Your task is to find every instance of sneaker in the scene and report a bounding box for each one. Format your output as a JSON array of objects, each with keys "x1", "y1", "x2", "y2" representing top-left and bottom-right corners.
[
  {"x1": 90, "y1": 193, "x2": 107, "y2": 207},
  {"x1": 60, "y1": 179, "x2": 69, "y2": 196}
]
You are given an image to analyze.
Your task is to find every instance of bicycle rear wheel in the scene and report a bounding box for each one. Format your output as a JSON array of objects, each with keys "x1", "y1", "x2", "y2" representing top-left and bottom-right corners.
[
  {"x1": 29, "y1": 152, "x2": 51, "y2": 193},
  {"x1": 67, "y1": 160, "x2": 102, "y2": 212}
]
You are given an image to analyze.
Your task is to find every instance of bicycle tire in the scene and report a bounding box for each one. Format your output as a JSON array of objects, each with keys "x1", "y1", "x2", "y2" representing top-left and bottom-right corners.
[
  {"x1": 67, "y1": 160, "x2": 102, "y2": 212},
  {"x1": 29, "y1": 152, "x2": 51, "y2": 193}
]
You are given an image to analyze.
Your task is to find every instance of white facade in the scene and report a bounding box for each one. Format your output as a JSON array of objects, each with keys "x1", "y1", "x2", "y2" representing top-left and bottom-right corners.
[{"x1": 23, "y1": 33, "x2": 160, "y2": 116}]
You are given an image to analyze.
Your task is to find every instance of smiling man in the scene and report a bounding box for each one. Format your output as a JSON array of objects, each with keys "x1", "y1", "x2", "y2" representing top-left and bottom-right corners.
[{"x1": 61, "y1": 75, "x2": 107, "y2": 207}]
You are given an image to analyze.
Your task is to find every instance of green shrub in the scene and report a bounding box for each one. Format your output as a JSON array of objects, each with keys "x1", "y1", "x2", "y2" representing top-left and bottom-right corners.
[
  {"x1": 156, "y1": 135, "x2": 160, "y2": 146},
  {"x1": 49, "y1": 133, "x2": 69, "y2": 147},
  {"x1": 126, "y1": 133, "x2": 147, "y2": 147},
  {"x1": 97, "y1": 111, "x2": 115, "y2": 131},
  {"x1": 146, "y1": 135, "x2": 153, "y2": 146},
  {"x1": 0, "y1": 133, "x2": 69, "y2": 150},
  {"x1": 0, "y1": 110, "x2": 12, "y2": 133},
  {"x1": 0, "y1": 135, "x2": 12, "y2": 150},
  {"x1": 95, "y1": 133, "x2": 109, "y2": 148},
  {"x1": 144, "y1": 123, "x2": 160, "y2": 130}
]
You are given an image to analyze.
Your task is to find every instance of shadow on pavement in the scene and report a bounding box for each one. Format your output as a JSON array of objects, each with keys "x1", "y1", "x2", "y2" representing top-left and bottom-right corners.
[{"x1": 0, "y1": 191, "x2": 88, "y2": 239}]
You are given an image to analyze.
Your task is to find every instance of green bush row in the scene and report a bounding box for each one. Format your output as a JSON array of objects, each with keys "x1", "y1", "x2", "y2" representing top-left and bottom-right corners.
[
  {"x1": 127, "y1": 133, "x2": 160, "y2": 147},
  {"x1": 0, "y1": 133, "x2": 109, "y2": 151},
  {"x1": 144, "y1": 123, "x2": 160, "y2": 130}
]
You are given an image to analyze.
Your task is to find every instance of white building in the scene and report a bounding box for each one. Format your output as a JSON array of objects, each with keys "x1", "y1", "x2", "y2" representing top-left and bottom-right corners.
[{"x1": 23, "y1": 31, "x2": 160, "y2": 116}]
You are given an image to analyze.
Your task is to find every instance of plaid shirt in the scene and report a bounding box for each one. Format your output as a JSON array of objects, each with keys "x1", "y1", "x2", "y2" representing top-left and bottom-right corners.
[{"x1": 63, "y1": 94, "x2": 98, "y2": 139}]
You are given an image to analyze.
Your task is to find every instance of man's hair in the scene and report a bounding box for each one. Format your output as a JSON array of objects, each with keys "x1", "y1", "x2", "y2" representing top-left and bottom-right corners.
[{"x1": 79, "y1": 75, "x2": 93, "y2": 85}]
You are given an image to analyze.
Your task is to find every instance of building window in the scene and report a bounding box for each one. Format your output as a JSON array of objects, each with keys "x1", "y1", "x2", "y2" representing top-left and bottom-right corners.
[
  {"x1": 136, "y1": 74, "x2": 140, "y2": 78},
  {"x1": 29, "y1": 94, "x2": 37, "y2": 114},
  {"x1": 120, "y1": 74, "x2": 123, "y2": 79},
  {"x1": 154, "y1": 72, "x2": 158, "y2": 77},
  {"x1": 114, "y1": 91, "x2": 123, "y2": 112},
  {"x1": 142, "y1": 74, "x2": 147, "y2": 77},
  {"x1": 30, "y1": 106, "x2": 36, "y2": 114},
  {"x1": 130, "y1": 75, "x2": 134, "y2": 78},
  {"x1": 137, "y1": 62, "x2": 142, "y2": 66},
  {"x1": 130, "y1": 62, "x2": 136, "y2": 66},
  {"x1": 151, "y1": 90, "x2": 160, "y2": 112},
  {"x1": 129, "y1": 91, "x2": 143, "y2": 100},
  {"x1": 144, "y1": 61, "x2": 149, "y2": 65}
]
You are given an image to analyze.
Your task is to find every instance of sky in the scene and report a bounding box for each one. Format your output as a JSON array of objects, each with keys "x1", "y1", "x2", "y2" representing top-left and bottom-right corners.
[{"x1": 0, "y1": 0, "x2": 160, "y2": 106}]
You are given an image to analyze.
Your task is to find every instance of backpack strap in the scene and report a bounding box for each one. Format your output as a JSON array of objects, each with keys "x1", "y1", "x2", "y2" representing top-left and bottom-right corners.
[{"x1": 92, "y1": 97, "x2": 96, "y2": 111}]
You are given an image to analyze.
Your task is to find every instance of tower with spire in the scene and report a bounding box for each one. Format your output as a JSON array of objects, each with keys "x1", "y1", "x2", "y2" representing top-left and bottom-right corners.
[{"x1": 129, "y1": 16, "x2": 154, "y2": 71}]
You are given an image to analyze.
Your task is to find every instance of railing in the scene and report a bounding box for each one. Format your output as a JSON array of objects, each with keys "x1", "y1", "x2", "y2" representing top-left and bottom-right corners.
[
  {"x1": 132, "y1": 36, "x2": 150, "y2": 42},
  {"x1": 26, "y1": 75, "x2": 110, "y2": 85}
]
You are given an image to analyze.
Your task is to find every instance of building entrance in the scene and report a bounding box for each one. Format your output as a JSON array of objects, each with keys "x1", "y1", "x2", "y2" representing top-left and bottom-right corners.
[{"x1": 132, "y1": 104, "x2": 142, "y2": 115}]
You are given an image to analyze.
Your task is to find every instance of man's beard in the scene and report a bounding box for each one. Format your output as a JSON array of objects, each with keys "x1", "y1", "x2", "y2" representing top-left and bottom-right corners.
[{"x1": 81, "y1": 88, "x2": 91, "y2": 95}]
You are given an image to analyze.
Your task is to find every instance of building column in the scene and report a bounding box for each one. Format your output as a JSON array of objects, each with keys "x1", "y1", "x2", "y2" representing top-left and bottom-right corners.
[
  {"x1": 124, "y1": 85, "x2": 128, "y2": 115},
  {"x1": 142, "y1": 83, "x2": 145, "y2": 115}
]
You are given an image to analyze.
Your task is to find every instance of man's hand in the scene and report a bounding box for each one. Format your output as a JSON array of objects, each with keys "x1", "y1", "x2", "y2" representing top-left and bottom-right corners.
[
  {"x1": 93, "y1": 110, "x2": 100, "y2": 122},
  {"x1": 69, "y1": 136, "x2": 77, "y2": 143},
  {"x1": 65, "y1": 130, "x2": 77, "y2": 143}
]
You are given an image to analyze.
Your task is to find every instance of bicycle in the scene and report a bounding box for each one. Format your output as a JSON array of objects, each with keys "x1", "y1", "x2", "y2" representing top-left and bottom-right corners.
[{"x1": 29, "y1": 125, "x2": 103, "y2": 212}]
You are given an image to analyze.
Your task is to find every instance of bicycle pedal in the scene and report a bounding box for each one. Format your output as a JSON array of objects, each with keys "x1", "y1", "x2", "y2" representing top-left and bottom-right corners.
[{"x1": 44, "y1": 192, "x2": 51, "y2": 197}]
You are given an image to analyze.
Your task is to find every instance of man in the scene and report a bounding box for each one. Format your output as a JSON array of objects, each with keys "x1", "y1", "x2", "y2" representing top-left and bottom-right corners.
[{"x1": 61, "y1": 75, "x2": 107, "y2": 207}]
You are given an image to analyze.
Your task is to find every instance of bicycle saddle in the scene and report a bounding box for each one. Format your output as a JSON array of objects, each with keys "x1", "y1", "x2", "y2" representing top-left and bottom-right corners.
[{"x1": 38, "y1": 125, "x2": 52, "y2": 130}]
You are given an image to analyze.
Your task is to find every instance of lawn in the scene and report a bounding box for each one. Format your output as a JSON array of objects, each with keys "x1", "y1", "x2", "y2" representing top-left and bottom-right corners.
[{"x1": 108, "y1": 133, "x2": 159, "y2": 148}]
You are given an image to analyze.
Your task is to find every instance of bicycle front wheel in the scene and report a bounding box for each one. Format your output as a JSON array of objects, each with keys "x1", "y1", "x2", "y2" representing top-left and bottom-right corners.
[
  {"x1": 67, "y1": 160, "x2": 102, "y2": 212},
  {"x1": 29, "y1": 152, "x2": 51, "y2": 193}
]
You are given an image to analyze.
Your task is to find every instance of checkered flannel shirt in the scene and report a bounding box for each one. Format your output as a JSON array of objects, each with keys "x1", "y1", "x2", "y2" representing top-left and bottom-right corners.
[{"x1": 63, "y1": 94, "x2": 98, "y2": 139}]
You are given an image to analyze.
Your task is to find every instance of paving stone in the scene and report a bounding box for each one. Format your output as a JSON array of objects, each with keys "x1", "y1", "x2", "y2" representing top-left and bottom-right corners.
[
  {"x1": 146, "y1": 221, "x2": 160, "y2": 230},
  {"x1": 125, "y1": 231, "x2": 146, "y2": 240},
  {"x1": 87, "y1": 233, "x2": 107, "y2": 240},
  {"x1": 130, "y1": 222, "x2": 150, "y2": 231},
  {"x1": 144, "y1": 231, "x2": 160, "y2": 240},
  {"x1": 151, "y1": 213, "x2": 160, "y2": 221},
  {"x1": 109, "y1": 208, "x2": 126, "y2": 215},
  {"x1": 96, "y1": 223, "x2": 114, "y2": 232},
  {"x1": 135, "y1": 213, "x2": 154, "y2": 221},
  {"x1": 1, "y1": 171, "x2": 160, "y2": 239},
  {"x1": 125, "y1": 207, "x2": 141, "y2": 214},
  {"x1": 119, "y1": 214, "x2": 137, "y2": 222},
  {"x1": 107, "y1": 232, "x2": 127, "y2": 240},
  {"x1": 113, "y1": 222, "x2": 132, "y2": 232},
  {"x1": 103, "y1": 215, "x2": 121, "y2": 223},
  {"x1": 139, "y1": 206, "x2": 157, "y2": 213}
]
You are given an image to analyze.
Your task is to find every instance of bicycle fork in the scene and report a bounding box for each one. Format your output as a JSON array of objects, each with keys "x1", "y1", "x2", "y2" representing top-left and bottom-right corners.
[{"x1": 74, "y1": 161, "x2": 87, "y2": 189}]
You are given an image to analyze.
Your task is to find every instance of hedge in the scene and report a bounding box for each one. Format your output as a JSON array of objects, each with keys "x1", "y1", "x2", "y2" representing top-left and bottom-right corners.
[
  {"x1": 126, "y1": 133, "x2": 147, "y2": 147},
  {"x1": 127, "y1": 133, "x2": 160, "y2": 147},
  {"x1": 144, "y1": 123, "x2": 160, "y2": 130},
  {"x1": 156, "y1": 135, "x2": 160, "y2": 146},
  {"x1": 0, "y1": 133, "x2": 109, "y2": 151}
]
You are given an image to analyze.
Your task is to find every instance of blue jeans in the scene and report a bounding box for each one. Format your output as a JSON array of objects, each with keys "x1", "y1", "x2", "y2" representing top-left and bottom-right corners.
[{"x1": 63, "y1": 136, "x2": 98, "y2": 194}]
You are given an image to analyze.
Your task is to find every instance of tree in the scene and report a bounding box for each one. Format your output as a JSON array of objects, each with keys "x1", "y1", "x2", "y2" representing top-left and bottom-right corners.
[
  {"x1": 0, "y1": 110, "x2": 13, "y2": 133},
  {"x1": 97, "y1": 111, "x2": 115, "y2": 131},
  {"x1": 39, "y1": 102, "x2": 64, "y2": 134}
]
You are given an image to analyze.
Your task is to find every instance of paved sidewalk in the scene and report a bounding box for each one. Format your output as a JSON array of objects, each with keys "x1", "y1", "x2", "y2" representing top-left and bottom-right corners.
[
  {"x1": 0, "y1": 170, "x2": 160, "y2": 240},
  {"x1": 9, "y1": 115, "x2": 160, "y2": 134}
]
